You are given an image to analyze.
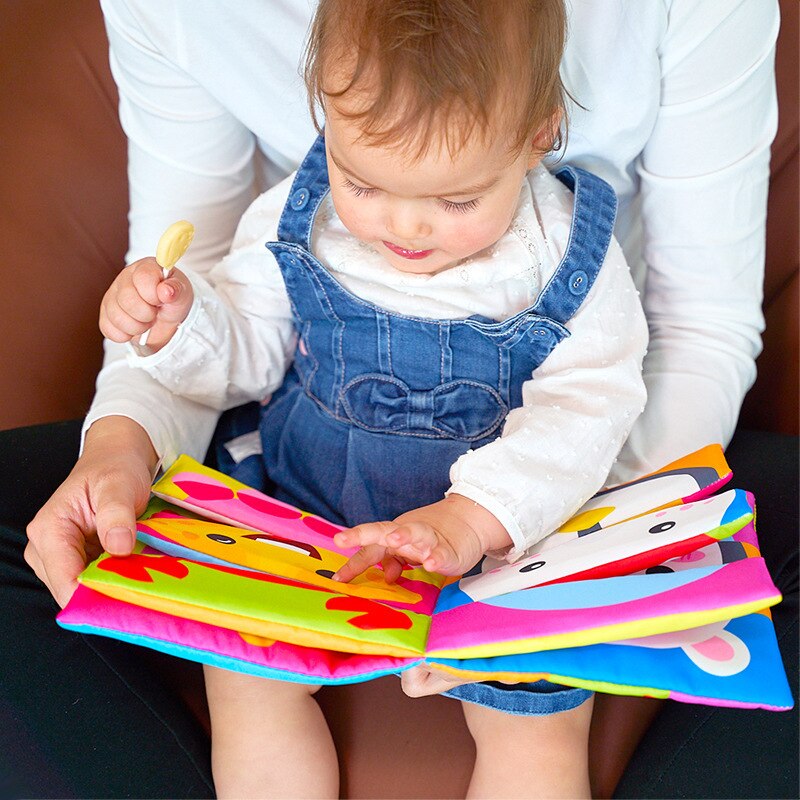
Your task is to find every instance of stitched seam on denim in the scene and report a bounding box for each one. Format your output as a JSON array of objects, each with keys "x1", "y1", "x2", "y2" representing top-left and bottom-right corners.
[
  {"x1": 431, "y1": 379, "x2": 507, "y2": 438},
  {"x1": 80, "y1": 635, "x2": 214, "y2": 792},
  {"x1": 273, "y1": 238, "x2": 571, "y2": 339},
  {"x1": 442, "y1": 323, "x2": 454, "y2": 383},
  {"x1": 439, "y1": 326, "x2": 445, "y2": 384},
  {"x1": 539, "y1": 172, "x2": 612, "y2": 298},
  {"x1": 386, "y1": 315, "x2": 393, "y2": 375},
  {"x1": 469, "y1": 316, "x2": 571, "y2": 342},
  {"x1": 498, "y1": 346, "x2": 507, "y2": 401},
  {"x1": 277, "y1": 136, "x2": 327, "y2": 246},
  {"x1": 530, "y1": 167, "x2": 581, "y2": 315},
  {"x1": 431, "y1": 378, "x2": 507, "y2": 396},
  {"x1": 302, "y1": 263, "x2": 346, "y2": 408},
  {"x1": 277, "y1": 242, "x2": 560, "y2": 332},
  {"x1": 339, "y1": 374, "x2": 506, "y2": 399},
  {"x1": 532, "y1": 167, "x2": 617, "y2": 324},
  {"x1": 314, "y1": 393, "x2": 456, "y2": 439},
  {"x1": 296, "y1": 320, "x2": 319, "y2": 390},
  {"x1": 432, "y1": 415, "x2": 505, "y2": 441},
  {"x1": 376, "y1": 311, "x2": 390, "y2": 375}
]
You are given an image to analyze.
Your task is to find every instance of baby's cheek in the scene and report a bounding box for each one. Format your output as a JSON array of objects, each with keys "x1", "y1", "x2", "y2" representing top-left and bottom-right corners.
[
  {"x1": 333, "y1": 199, "x2": 377, "y2": 243},
  {"x1": 444, "y1": 216, "x2": 508, "y2": 259}
]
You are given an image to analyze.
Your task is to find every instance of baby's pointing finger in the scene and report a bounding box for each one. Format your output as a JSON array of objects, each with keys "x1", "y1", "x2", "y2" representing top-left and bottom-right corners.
[{"x1": 332, "y1": 543, "x2": 386, "y2": 583}]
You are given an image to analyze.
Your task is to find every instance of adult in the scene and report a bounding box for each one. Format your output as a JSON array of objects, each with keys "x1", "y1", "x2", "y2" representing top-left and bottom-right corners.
[{"x1": 3, "y1": 1, "x2": 795, "y2": 797}]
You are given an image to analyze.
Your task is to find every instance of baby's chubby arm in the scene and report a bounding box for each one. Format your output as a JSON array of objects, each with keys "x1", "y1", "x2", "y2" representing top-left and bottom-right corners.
[
  {"x1": 99, "y1": 258, "x2": 194, "y2": 352},
  {"x1": 332, "y1": 495, "x2": 511, "y2": 582}
]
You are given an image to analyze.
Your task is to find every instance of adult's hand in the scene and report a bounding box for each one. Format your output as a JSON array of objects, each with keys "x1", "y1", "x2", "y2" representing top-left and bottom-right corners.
[
  {"x1": 400, "y1": 664, "x2": 473, "y2": 697},
  {"x1": 25, "y1": 415, "x2": 158, "y2": 608}
]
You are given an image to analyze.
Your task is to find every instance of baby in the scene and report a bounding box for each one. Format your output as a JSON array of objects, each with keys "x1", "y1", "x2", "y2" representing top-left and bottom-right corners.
[{"x1": 99, "y1": 0, "x2": 647, "y2": 796}]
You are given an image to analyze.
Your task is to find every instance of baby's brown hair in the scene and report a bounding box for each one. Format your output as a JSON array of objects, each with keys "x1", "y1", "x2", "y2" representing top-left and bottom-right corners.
[{"x1": 303, "y1": 0, "x2": 568, "y2": 160}]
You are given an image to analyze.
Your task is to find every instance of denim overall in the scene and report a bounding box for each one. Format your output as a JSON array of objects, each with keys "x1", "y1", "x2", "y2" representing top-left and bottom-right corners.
[{"x1": 219, "y1": 134, "x2": 616, "y2": 714}]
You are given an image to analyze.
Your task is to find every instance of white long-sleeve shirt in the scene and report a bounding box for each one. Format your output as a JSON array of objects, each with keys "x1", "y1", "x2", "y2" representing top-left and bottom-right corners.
[
  {"x1": 126, "y1": 167, "x2": 648, "y2": 556},
  {"x1": 90, "y1": 0, "x2": 778, "y2": 522}
]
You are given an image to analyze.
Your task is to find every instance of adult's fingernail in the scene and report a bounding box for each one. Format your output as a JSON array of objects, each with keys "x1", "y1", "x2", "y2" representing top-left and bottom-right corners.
[{"x1": 106, "y1": 527, "x2": 133, "y2": 554}]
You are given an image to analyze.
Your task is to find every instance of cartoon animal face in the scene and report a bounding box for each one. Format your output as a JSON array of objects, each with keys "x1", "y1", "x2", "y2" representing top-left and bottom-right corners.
[
  {"x1": 546, "y1": 445, "x2": 731, "y2": 548},
  {"x1": 137, "y1": 514, "x2": 421, "y2": 604},
  {"x1": 457, "y1": 490, "x2": 752, "y2": 602}
]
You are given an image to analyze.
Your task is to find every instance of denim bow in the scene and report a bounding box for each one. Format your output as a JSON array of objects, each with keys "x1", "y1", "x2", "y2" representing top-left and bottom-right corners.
[{"x1": 341, "y1": 374, "x2": 508, "y2": 441}]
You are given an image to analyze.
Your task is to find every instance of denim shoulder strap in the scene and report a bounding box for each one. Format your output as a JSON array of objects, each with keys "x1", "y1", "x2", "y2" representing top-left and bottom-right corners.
[
  {"x1": 530, "y1": 166, "x2": 618, "y2": 325},
  {"x1": 276, "y1": 134, "x2": 330, "y2": 248}
]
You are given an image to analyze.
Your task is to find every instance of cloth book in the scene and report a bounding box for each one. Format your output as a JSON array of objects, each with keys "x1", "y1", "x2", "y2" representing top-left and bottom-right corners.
[{"x1": 57, "y1": 445, "x2": 793, "y2": 711}]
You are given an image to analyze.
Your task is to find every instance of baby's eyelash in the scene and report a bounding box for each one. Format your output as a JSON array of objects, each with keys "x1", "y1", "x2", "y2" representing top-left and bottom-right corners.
[
  {"x1": 438, "y1": 198, "x2": 480, "y2": 214},
  {"x1": 341, "y1": 175, "x2": 479, "y2": 213},
  {"x1": 341, "y1": 177, "x2": 376, "y2": 198}
]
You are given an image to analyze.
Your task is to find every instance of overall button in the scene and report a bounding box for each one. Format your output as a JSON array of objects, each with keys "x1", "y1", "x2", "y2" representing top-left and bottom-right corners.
[
  {"x1": 568, "y1": 269, "x2": 588, "y2": 295},
  {"x1": 290, "y1": 188, "x2": 310, "y2": 210}
]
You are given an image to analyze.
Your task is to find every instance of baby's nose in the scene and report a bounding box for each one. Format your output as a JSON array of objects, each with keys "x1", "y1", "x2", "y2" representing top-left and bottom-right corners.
[{"x1": 386, "y1": 206, "x2": 432, "y2": 240}]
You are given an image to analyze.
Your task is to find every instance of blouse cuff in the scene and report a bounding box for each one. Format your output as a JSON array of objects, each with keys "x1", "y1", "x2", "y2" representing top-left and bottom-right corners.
[
  {"x1": 124, "y1": 274, "x2": 205, "y2": 368},
  {"x1": 446, "y1": 481, "x2": 529, "y2": 562}
]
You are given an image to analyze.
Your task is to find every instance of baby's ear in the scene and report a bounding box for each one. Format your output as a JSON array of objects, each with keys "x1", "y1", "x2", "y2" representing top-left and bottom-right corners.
[{"x1": 527, "y1": 109, "x2": 564, "y2": 167}]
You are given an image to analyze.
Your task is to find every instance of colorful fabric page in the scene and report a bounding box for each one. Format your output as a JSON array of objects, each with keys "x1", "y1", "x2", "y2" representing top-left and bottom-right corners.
[
  {"x1": 57, "y1": 529, "x2": 793, "y2": 707},
  {"x1": 552, "y1": 443, "x2": 732, "y2": 541},
  {"x1": 58, "y1": 585, "x2": 419, "y2": 684},
  {"x1": 457, "y1": 489, "x2": 753, "y2": 601},
  {"x1": 56, "y1": 447, "x2": 792, "y2": 709},
  {"x1": 135, "y1": 500, "x2": 445, "y2": 605},
  {"x1": 79, "y1": 544, "x2": 438, "y2": 657},
  {"x1": 428, "y1": 610, "x2": 793, "y2": 711},
  {"x1": 151, "y1": 455, "x2": 350, "y2": 553},
  {"x1": 426, "y1": 555, "x2": 781, "y2": 659}
]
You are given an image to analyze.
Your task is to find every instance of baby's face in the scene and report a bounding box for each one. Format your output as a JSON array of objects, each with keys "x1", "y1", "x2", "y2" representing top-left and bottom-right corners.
[{"x1": 324, "y1": 107, "x2": 542, "y2": 275}]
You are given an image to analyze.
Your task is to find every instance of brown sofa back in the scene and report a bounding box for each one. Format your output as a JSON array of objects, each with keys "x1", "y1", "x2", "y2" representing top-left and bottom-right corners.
[{"x1": 1, "y1": 0, "x2": 796, "y2": 434}]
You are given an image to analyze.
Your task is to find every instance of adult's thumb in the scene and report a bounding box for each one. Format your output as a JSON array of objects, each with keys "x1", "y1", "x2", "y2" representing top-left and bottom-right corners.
[{"x1": 94, "y1": 481, "x2": 139, "y2": 556}]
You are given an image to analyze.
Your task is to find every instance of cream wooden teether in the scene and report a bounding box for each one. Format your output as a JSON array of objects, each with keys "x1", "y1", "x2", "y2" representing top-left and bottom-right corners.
[
  {"x1": 139, "y1": 220, "x2": 195, "y2": 347},
  {"x1": 156, "y1": 220, "x2": 195, "y2": 277}
]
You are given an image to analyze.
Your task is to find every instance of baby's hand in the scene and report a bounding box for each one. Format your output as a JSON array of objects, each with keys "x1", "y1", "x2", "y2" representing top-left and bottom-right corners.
[
  {"x1": 332, "y1": 494, "x2": 512, "y2": 582},
  {"x1": 99, "y1": 258, "x2": 193, "y2": 351}
]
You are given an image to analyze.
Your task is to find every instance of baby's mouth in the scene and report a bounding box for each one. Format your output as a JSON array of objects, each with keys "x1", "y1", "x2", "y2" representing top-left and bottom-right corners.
[{"x1": 383, "y1": 241, "x2": 433, "y2": 260}]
